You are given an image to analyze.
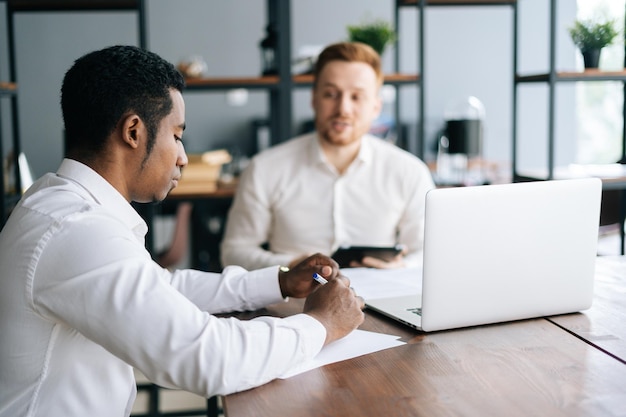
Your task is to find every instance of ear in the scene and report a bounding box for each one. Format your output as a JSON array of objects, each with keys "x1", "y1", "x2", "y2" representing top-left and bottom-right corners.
[{"x1": 120, "y1": 114, "x2": 144, "y2": 149}]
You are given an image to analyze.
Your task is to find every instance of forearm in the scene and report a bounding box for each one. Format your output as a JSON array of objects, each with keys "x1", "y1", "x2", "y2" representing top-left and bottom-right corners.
[{"x1": 168, "y1": 265, "x2": 286, "y2": 313}]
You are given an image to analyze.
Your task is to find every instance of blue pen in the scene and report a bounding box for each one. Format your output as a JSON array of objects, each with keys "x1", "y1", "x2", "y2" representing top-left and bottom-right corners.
[{"x1": 312, "y1": 273, "x2": 328, "y2": 285}]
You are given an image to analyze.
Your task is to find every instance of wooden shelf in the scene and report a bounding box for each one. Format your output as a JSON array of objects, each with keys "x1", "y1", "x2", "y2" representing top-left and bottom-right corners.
[
  {"x1": 184, "y1": 76, "x2": 280, "y2": 91},
  {"x1": 399, "y1": 0, "x2": 515, "y2": 6},
  {"x1": 183, "y1": 73, "x2": 420, "y2": 91},
  {"x1": 293, "y1": 73, "x2": 419, "y2": 86},
  {"x1": 517, "y1": 69, "x2": 626, "y2": 83},
  {"x1": 7, "y1": 0, "x2": 141, "y2": 12},
  {"x1": 0, "y1": 82, "x2": 17, "y2": 96}
]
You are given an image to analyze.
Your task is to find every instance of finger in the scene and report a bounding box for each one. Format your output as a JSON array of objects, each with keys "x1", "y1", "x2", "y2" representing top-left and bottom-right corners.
[
  {"x1": 339, "y1": 275, "x2": 351, "y2": 288},
  {"x1": 320, "y1": 264, "x2": 333, "y2": 277},
  {"x1": 360, "y1": 256, "x2": 388, "y2": 269},
  {"x1": 349, "y1": 260, "x2": 363, "y2": 268}
]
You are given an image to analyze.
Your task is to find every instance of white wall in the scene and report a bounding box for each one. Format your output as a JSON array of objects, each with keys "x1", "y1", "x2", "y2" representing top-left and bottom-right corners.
[{"x1": 0, "y1": 0, "x2": 576, "y2": 178}]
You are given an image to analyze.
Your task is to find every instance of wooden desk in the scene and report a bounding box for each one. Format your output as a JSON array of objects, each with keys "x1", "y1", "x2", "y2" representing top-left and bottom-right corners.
[
  {"x1": 222, "y1": 259, "x2": 626, "y2": 417},
  {"x1": 549, "y1": 256, "x2": 626, "y2": 363}
]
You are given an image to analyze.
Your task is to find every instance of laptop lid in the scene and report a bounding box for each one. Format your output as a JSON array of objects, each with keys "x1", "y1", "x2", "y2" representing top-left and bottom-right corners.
[{"x1": 366, "y1": 178, "x2": 602, "y2": 332}]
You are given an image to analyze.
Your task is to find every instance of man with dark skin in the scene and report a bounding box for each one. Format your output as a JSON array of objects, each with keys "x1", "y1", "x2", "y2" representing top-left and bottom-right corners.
[{"x1": 0, "y1": 45, "x2": 364, "y2": 417}]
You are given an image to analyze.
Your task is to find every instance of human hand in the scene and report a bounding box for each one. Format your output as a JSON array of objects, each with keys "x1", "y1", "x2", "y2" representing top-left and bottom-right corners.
[
  {"x1": 278, "y1": 253, "x2": 339, "y2": 299},
  {"x1": 287, "y1": 253, "x2": 314, "y2": 270},
  {"x1": 349, "y1": 252, "x2": 406, "y2": 269},
  {"x1": 303, "y1": 274, "x2": 365, "y2": 345}
]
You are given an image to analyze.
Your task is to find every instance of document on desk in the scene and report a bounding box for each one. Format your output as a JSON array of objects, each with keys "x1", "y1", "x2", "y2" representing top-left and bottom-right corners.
[
  {"x1": 279, "y1": 329, "x2": 405, "y2": 379},
  {"x1": 342, "y1": 267, "x2": 422, "y2": 301}
]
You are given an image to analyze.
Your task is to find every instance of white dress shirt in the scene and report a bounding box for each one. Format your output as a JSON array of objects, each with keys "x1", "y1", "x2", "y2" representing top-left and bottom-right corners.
[
  {"x1": 0, "y1": 159, "x2": 325, "y2": 417},
  {"x1": 221, "y1": 133, "x2": 435, "y2": 270}
]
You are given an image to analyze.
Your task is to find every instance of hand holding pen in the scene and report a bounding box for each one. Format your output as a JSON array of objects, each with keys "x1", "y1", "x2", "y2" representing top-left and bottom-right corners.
[
  {"x1": 313, "y1": 272, "x2": 361, "y2": 312},
  {"x1": 277, "y1": 253, "x2": 339, "y2": 299},
  {"x1": 304, "y1": 270, "x2": 365, "y2": 345}
]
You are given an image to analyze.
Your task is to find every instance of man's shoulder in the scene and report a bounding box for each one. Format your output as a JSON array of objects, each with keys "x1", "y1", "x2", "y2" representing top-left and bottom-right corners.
[
  {"x1": 20, "y1": 173, "x2": 90, "y2": 214},
  {"x1": 367, "y1": 135, "x2": 429, "y2": 168},
  {"x1": 19, "y1": 174, "x2": 125, "y2": 231}
]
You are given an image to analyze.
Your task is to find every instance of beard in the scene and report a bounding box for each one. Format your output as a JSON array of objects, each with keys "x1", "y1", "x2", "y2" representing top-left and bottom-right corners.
[{"x1": 318, "y1": 122, "x2": 363, "y2": 147}]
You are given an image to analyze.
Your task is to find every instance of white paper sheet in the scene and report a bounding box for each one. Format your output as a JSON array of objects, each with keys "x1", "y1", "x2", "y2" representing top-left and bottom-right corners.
[
  {"x1": 279, "y1": 329, "x2": 405, "y2": 379},
  {"x1": 341, "y1": 267, "x2": 422, "y2": 301}
]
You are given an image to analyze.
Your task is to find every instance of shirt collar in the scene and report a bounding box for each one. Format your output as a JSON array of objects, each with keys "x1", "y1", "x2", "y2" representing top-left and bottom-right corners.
[
  {"x1": 311, "y1": 133, "x2": 374, "y2": 172},
  {"x1": 56, "y1": 158, "x2": 148, "y2": 238}
]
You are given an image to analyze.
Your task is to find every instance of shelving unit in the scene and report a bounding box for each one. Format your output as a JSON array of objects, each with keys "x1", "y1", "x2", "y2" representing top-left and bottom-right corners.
[
  {"x1": 1, "y1": 0, "x2": 528, "y2": 227},
  {"x1": 512, "y1": 0, "x2": 626, "y2": 180}
]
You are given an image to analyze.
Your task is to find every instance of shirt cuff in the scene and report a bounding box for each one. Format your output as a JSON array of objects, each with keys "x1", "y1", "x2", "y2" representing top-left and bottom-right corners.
[{"x1": 243, "y1": 265, "x2": 285, "y2": 305}]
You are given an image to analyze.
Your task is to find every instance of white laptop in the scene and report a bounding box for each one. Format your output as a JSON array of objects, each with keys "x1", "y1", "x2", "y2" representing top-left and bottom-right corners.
[{"x1": 365, "y1": 178, "x2": 602, "y2": 332}]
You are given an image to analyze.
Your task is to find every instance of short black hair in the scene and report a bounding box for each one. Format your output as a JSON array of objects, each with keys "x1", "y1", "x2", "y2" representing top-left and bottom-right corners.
[{"x1": 61, "y1": 45, "x2": 185, "y2": 159}]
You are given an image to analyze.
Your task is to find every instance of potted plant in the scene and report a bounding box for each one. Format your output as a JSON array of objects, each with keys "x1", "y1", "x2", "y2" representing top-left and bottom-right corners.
[
  {"x1": 347, "y1": 19, "x2": 396, "y2": 56},
  {"x1": 568, "y1": 18, "x2": 619, "y2": 69}
]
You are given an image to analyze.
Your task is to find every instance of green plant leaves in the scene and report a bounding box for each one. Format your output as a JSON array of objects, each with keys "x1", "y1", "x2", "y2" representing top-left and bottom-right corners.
[
  {"x1": 568, "y1": 19, "x2": 619, "y2": 51},
  {"x1": 347, "y1": 20, "x2": 396, "y2": 55}
]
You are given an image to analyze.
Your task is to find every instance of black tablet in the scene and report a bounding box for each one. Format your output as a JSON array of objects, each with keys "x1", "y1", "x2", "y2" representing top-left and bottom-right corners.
[{"x1": 331, "y1": 245, "x2": 405, "y2": 268}]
